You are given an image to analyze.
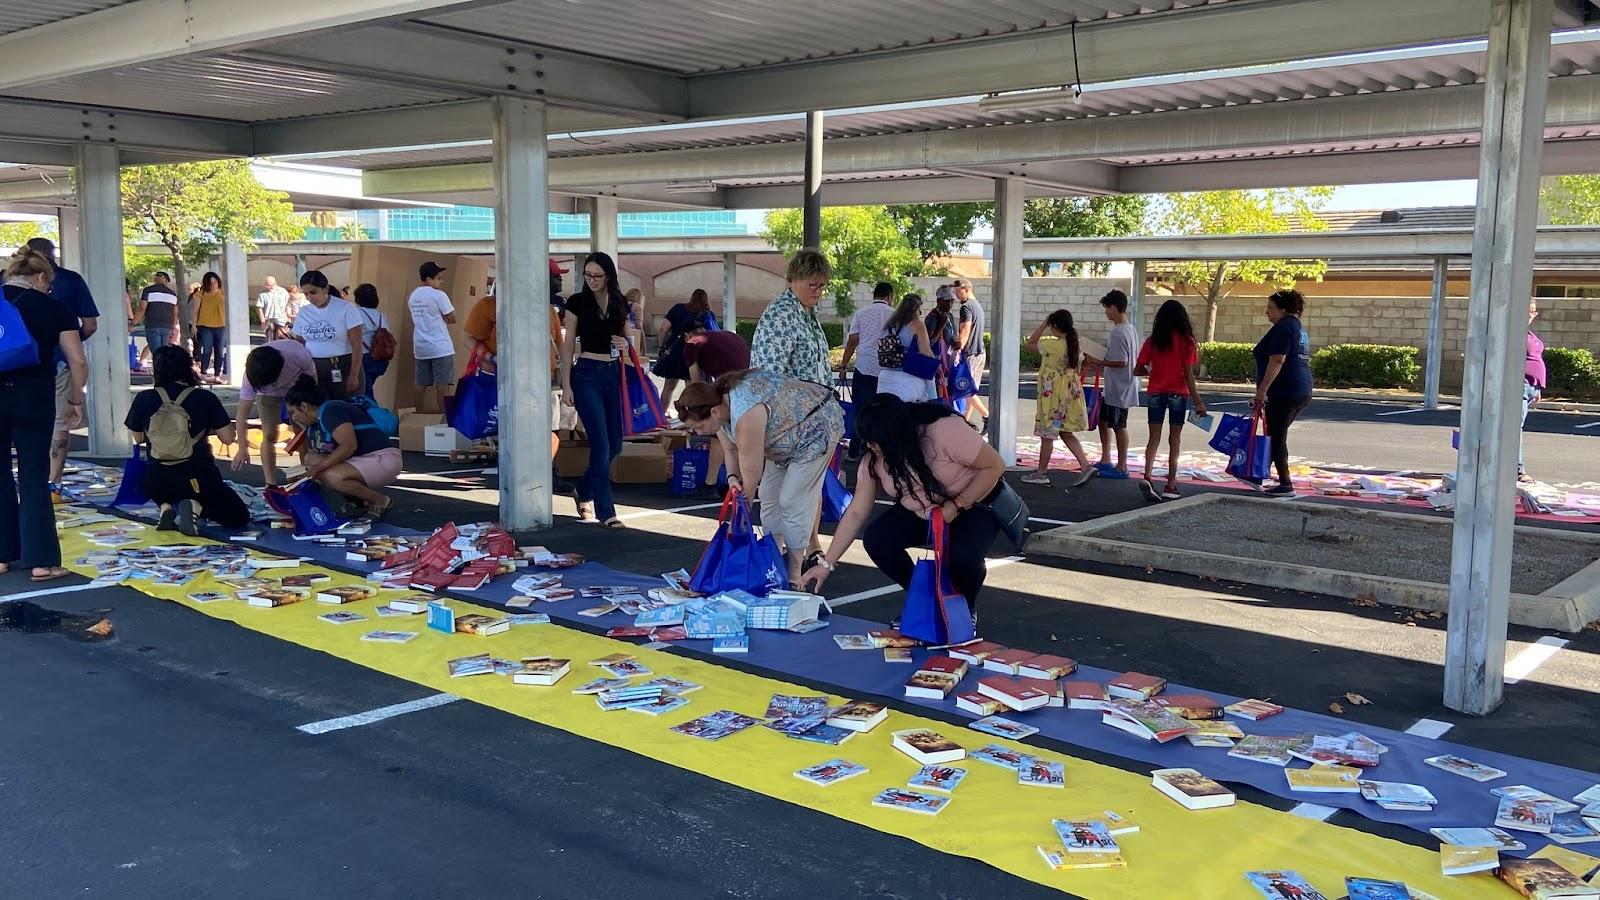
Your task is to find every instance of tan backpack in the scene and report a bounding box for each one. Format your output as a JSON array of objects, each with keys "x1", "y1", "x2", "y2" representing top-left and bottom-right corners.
[{"x1": 147, "y1": 386, "x2": 201, "y2": 464}]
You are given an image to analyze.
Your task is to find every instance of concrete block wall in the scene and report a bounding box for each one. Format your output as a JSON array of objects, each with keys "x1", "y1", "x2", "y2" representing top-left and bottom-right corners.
[{"x1": 839, "y1": 276, "x2": 1133, "y2": 345}]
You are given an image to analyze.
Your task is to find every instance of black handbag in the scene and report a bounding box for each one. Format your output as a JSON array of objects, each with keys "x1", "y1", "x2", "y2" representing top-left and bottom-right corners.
[{"x1": 979, "y1": 479, "x2": 1030, "y2": 552}]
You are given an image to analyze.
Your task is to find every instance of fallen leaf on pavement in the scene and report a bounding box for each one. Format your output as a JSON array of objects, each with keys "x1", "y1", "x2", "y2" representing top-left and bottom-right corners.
[
  {"x1": 85, "y1": 618, "x2": 113, "y2": 637},
  {"x1": 1344, "y1": 692, "x2": 1371, "y2": 706},
  {"x1": 1352, "y1": 593, "x2": 1379, "y2": 608},
  {"x1": 1328, "y1": 702, "x2": 1345, "y2": 715}
]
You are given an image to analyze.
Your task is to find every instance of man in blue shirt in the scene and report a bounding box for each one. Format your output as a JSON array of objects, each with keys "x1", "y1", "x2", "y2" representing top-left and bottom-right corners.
[{"x1": 29, "y1": 238, "x2": 99, "y2": 490}]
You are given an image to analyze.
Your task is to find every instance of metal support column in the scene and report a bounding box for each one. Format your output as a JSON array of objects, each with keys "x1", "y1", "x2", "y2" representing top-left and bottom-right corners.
[
  {"x1": 491, "y1": 96, "x2": 553, "y2": 532},
  {"x1": 55, "y1": 206, "x2": 80, "y2": 270},
  {"x1": 1130, "y1": 259, "x2": 1147, "y2": 336},
  {"x1": 76, "y1": 142, "x2": 129, "y2": 458},
  {"x1": 293, "y1": 255, "x2": 307, "y2": 281},
  {"x1": 1445, "y1": 0, "x2": 1551, "y2": 716},
  {"x1": 223, "y1": 241, "x2": 250, "y2": 386},
  {"x1": 590, "y1": 196, "x2": 618, "y2": 261},
  {"x1": 803, "y1": 110, "x2": 823, "y2": 248},
  {"x1": 722, "y1": 252, "x2": 738, "y2": 329},
  {"x1": 1424, "y1": 255, "x2": 1449, "y2": 410},
  {"x1": 988, "y1": 177, "x2": 1024, "y2": 466}
]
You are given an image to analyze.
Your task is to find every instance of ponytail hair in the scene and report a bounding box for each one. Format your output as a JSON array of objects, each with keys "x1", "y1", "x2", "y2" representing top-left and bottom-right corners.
[
  {"x1": 1046, "y1": 309, "x2": 1079, "y2": 369},
  {"x1": 4, "y1": 244, "x2": 54, "y2": 283}
]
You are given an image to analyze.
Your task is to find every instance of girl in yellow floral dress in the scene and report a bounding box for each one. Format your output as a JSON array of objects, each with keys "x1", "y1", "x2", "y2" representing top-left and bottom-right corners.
[{"x1": 1022, "y1": 310, "x2": 1096, "y2": 488}]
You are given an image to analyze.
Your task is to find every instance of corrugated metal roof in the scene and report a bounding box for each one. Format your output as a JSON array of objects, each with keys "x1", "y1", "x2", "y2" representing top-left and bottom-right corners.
[
  {"x1": 0, "y1": 0, "x2": 132, "y2": 37},
  {"x1": 9, "y1": 53, "x2": 472, "y2": 122},
  {"x1": 1314, "y1": 206, "x2": 1478, "y2": 232},
  {"x1": 423, "y1": 0, "x2": 1241, "y2": 76}
]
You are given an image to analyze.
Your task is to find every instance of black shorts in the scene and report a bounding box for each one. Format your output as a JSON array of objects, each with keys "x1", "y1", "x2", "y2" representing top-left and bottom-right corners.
[{"x1": 1097, "y1": 403, "x2": 1129, "y2": 429}]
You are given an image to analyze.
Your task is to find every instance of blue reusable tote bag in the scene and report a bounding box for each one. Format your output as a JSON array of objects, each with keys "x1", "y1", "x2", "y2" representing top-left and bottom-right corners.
[
  {"x1": 820, "y1": 466, "x2": 853, "y2": 524},
  {"x1": 899, "y1": 511, "x2": 977, "y2": 646},
  {"x1": 671, "y1": 446, "x2": 710, "y2": 496},
  {"x1": 689, "y1": 489, "x2": 789, "y2": 596},
  {"x1": 110, "y1": 445, "x2": 150, "y2": 508},
  {"x1": 619, "y1": 347, "x2": 667, "y2": 436},
  {"x1": 1226, "y1": 412, "x2": 1272, "y2": 485},
  {"x1": 263, "y1": 480, "x2": 344, "y2": 535},
  {"x1": 1208, "y1": 412, "x2": 1251, "y2": 456}
]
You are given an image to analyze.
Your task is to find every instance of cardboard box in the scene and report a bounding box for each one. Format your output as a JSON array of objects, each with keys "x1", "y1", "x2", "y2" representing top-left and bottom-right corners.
[
  {"x1": 553, "y1": 433, "x2": 672, "y2": 482},
  {"x1": 398, "y1": 411, "x2": 445, "y2": 453},
  {"x1": 425, "y1": 424, "x2": 474, "y2": 457}
]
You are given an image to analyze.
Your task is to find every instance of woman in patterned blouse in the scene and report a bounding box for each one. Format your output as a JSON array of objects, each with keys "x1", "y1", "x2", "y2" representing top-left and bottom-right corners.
[
  {"x1": 676, "y1": 369, "x2": 845, "y2": 584},
  {"x1": 750, "y1": 250, "x2": 833, "y2": 386}
]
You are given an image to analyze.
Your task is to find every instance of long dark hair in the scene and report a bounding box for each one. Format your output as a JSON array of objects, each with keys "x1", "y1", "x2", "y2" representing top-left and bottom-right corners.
[
  {"x1": 353, "y1": 283, "x2": 380, "y2": 309},
  {"x1": 1150, "y1": 299, "x2": 1195, "y2": 353},
  {"x1": 284, "y1": 374, "x2": 327, "y2": 409},
  {"x1": 856, "y1": 394, "x2": 959, "y2": 505},
  {"x1": 201, "y1": 271, "x2": 222, "y2": 292},
  {"x1": 152, "y1": 345, "x2": 199, "y2": 387},
  {"x1": 300, "y1": 270, "x2": 329, "y2": 291},
  {"x1": 885, "y1": 294, "x2": 923, "y2": 335},
  {"x1": 1046, "y1": 309, "x2": 1080, "y2": 369},
  {"x1": 687, "y1": 288, "x2": 710, "y2": 316},
  {"x1": 574, "y1": 251, "x2": 628, "y2": 325}
]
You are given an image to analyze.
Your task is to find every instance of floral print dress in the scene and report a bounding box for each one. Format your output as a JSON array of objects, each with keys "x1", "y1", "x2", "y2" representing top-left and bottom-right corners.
[{"x1": 1034, "y1": 334, "x2": 1087, "y2": 436}]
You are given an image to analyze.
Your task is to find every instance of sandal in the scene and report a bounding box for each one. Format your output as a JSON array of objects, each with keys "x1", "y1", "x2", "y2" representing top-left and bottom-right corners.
[
  {"x1": 602, "y1": 516, "x2": 627, "y2": 529},
  {"x1": 31, "y1": 566, "x2": 70, "y2": 582},
  {"x1": 368, "y1": 499, "x2": 394, "y2": 522}
]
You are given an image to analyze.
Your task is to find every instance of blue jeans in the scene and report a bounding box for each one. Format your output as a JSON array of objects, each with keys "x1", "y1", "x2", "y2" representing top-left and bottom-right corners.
[
  {"x1": 1145, "y1": 392, "x2": 1189, "y2": 426},
  {"x1": 195, "y1": 325, "x2": 226, "y2": 375},
  {"x1": 145, "y1": 325, "x2": 173, "y2": 352},
  {"x1": 362, "y1": 354, "x2": 389, "y2": 400},
  {"x1": 570, "y1": 358, "x2": 623, "y2": 521},
  {"x1": 1519, "y1": 382, "x2": 1540, "y2": 475}
]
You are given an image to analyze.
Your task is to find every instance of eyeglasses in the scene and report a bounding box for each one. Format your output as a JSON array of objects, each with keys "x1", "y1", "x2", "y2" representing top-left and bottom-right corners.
[{"x1": 584, "y1": 271, "x2": 607, "y2": 281}]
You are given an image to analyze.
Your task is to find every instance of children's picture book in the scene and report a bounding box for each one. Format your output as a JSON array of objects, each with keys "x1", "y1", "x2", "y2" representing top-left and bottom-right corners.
[
  {"x1": 1228, "y1": 735, "x2": 1301, "y2": 766},
  {"x1": 790, "y1": 723, "x2": 856, "y2": 746},
  {"x1": 967, "y1": 716, "x2": 1039, "y2": 740},
  {"x1": 908, "y1": 764, "x2": 967, "y2": 793},
  {"x1": 1496, "y1": 857, "x2": 1600, "y2": 899},
  {"x1": 1495, "y1": 786, "x2": 1580, "y2": 813},
  {"x1": 571, "y1": 677, "x2": 631, "y2": 695},
  {"x1": 795, "y1": 759, "x2": 867, "y2": 786},
  {"x1": 833, "y1": 634, "x2": 874, "y2": 651},
  {"x1": 1053, "y1": 819, "x2": 1117, "y2": 854},
  {"x1": 626, "y1": 694, "x2": 691, "y2": 717},
  {"x1": 185, "y1": 592, "x2": 230, "y2": 604},
  {"x1": 670, "y1": 710, "x2": 761, "y2": 741},
  {"x1": 1243, "y1": 871, "x2": 1330, "y2": 900},
  {"x1": 361, "y1": 630, "x2": 418, "y2": 643},
  {"x1": 599, "y1": 659, "x2": 652, "y2": 678},
  {"x1": 1344, "y1": 877, "x2": 1412, "y2": 900},
  {"x1": 1424, "y1": 754, "x2": 1507, "y2": 782},
  {"x1": 870, "y1": 787, "x2": 949, "y2": 816},
  {"x1": 1496, "y1": 797, "x2": 1558, "y2": 834},
  {"x1": 1018, "y1": 758, "x2": 1066, "y2": 789},
  {"x1": 767, "y1": 694, "x2": 831, "y2": 719},
  {"x1": 969, "y1": 743, "x2": 1029, "y2": 771},
  {"x1": 318, "y1": 611, "x2": 366, "y2": 625}
]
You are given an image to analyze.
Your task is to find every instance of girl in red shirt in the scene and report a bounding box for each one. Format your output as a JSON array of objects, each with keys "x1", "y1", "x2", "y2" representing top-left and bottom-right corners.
[{"x1": 1134, "y1": 300, "x2": 1207, "y2": 501}]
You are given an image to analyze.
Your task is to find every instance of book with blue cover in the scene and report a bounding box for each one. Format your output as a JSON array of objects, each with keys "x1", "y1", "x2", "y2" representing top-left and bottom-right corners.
[
  {"x1": 970, "y1": 744, "x2": 1029, "y2": 771},
  {"x1": 712, "y1": 634, "x2": 749, "y2": 653},
  {"x1": 795, "y1": 759, "x2": 867, "y2": 786},
  {"x1": 426, "y1": 600, "x2": 455, "y2": 634},
  {"x1": 871, "y1": 787, "x2": 949, "y2": 816},
  {"x1": 1244, "y1": 871, "x2": 1329, "y2": 900},
  {"x1": 1053, "y1": 820, "x2": 1117, "y2": 853},
  {"x1": 635, "y1": 603, "x2": 684, "y2": 628},
  {"x1": 1344, "y1": 878, "x2": 1411, "y2": 900},
  {"x1": 791, "y1": 723, "x2": 856, "y2": 745}
]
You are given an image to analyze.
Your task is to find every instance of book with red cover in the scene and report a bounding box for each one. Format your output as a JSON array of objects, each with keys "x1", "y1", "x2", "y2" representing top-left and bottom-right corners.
[
  {"x1": 381, "y1": 547, "x2": 421, "y2": 570},
  {"x1": 1017, "y1": 653, "x2": 1078, "y2": 680},
  {"x1": 1107, "y1": 671, "x2": 1166, "y2": 700},
  {"x1": 977, "y1": 676, "x2": 1052, "y2": 711},
  {"x1": 917, "y1": 655, "x2": 970, "y2": 678},
  {"x1": 983, "y1": 647, "x2": 1038, "y2": 675},
  {"x1": 1065, "y1": 681, "x2": 1108, "y2": 709},
  {"x1": 949, "y1": 640, "x2": 1006, "y2": 665},
  {"x1": 1153, "y1": 694, "x2": 1224, "y2": 720},
  {"x1": 409, "y1": 571, "x2": 455, "y2": 592}
]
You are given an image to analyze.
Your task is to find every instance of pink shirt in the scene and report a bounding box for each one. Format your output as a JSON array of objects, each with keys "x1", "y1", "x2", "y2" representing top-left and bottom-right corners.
[
  {"x1": 869, "y1": 416, "x2": 987, "y2": 517},
  {"x1": 239, "y1": 339, "x2": 316, "y2": 401}
]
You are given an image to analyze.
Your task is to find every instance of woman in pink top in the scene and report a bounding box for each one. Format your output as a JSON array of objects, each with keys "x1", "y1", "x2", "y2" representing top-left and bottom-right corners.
[{"x1": 801, "y1": 395, "x2": 1007, "y2": 615}]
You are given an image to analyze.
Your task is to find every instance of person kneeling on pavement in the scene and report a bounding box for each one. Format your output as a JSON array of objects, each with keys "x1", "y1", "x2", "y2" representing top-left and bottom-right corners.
[
  {"x1": 124, "y1": 345, "x2": 250, "y2": 535},
  {"x1": 283, "y1": 375, "x2": 400, "y2": 520}
]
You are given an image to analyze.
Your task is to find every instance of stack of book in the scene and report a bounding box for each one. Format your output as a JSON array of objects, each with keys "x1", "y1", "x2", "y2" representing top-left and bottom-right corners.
[
  {"x1": 903, "y1": 656, "x2": 968, "y2": 699},
  {"x1": 1151, "y1": 768, "x2": 1235, "y2": 810},
  {"x1": 1224, "y1": 698, "x2": 1285, "y2": 721},
  {"x1": 1356, "y1": 780, "x2": 1438, "y2": 812},
  {"x1": 1101, "y1": 699, "x2": 1198, "y2": 743},
  {"x1": 1106, "y1": 671, "x2": 1166, "y2": 700}
]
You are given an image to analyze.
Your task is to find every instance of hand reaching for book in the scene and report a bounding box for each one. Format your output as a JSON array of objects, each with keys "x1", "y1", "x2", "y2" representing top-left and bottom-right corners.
[{"x1": 799, "y1": 564, "x2": 829, "y2": 593}]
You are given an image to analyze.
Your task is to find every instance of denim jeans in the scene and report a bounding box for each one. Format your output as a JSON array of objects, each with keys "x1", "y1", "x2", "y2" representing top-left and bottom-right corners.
[
  {"x1": 1145, "y1": 392, "x2": 1189, "y2": 426},
  {"x1": 195, "y1": 325, "x2": 226, "y2": 375},
  {"x1": 145, "y1": 325, "x2": 174, "y2": 351},
  {"x1": 1519, "y1": 381, "x2": 1540, "y2": 474},
  {"x1": 362, "y1": 354, "x2": 389, "y2": 400},
  {"x1": 570, "y1": 358, "x2": 623, "y2": 521}
]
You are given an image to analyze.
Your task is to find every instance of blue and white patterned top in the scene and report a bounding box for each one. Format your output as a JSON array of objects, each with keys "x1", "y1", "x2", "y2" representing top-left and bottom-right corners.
[
  {"x1": 724, "y1": 369, "x2": 843, "y2": 465},
  {"x1": 750, "y1": 288, "x2": 831, "y2": 386}
]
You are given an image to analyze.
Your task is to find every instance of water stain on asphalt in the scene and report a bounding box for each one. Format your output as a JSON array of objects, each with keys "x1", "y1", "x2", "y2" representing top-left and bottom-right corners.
[{"x1": 0, "y1": 601, "x2": 114, "y2": 642}]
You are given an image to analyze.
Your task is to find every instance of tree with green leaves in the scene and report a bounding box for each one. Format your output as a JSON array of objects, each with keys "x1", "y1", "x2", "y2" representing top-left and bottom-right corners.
[
  {"x1": 887, "y1": 202, "x2": 990, "y2": 266},
  {"x1": 0, "y1": 220, "x2": 51, "y2": 252},
  {"x1": 121, "y1": 159, "x2": 303, "y2": 334},
  {"x1": 1541, "y1": 175, "x2": 1600, "y2": 224},
  {"x1": 763, "y1": 206, "x2": 922, "y2": 316},
  {"x1": 1020, "y1": 195, "x2": 1150, "y2": 275},
  {"x1": 1152, "y1": 187, "x2": 1334, "y2": 341}
]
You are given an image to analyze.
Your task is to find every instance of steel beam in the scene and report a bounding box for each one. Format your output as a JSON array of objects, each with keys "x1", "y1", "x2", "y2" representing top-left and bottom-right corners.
[
  {"x1": 0, "y1": 0, "x2": 502, "y2": 91},
  {"x1": 1445, "y1": 0, "x2": 1552, "y2": 716},
  {"x1": 803, "y1": 111, "x2": 823, "y2": 248},
  {"x1": 722, "y1": 252, "x2": 738, "y2": 330},
  {"x1": 988, "y1": 177, "x2": 1024, "y2": 467},
  {"x1": 252, "y1": 103, "x2": 639, "y2": 157},
  {"x1": 55, "y1": 207, "x2": 80, "y2": 271},
  {"x1": 589, "y1": 196, "x2": 618, "y2": 263},
  {"x1": 490, "y1": 96, "x2": 553, "y2": 532},
  {"x1": 1129, "y1": 260, "x2": 1147, "y2": 337},
  {"x1": 1424, "y1": 256, "x2": 1450, "y2": 410},
  {"x1": 76, "y1": 143, "x2": 130, "y2": 458},
  {"x1": 685, "y1": 0, "x2": 1491, "y2": 117},
  {"x1": 1020, "y1": 227, "x2": 1600, "y2": 262},
  {"x1": 0, "y1": 98, "x2": 253, "y2": 159}
]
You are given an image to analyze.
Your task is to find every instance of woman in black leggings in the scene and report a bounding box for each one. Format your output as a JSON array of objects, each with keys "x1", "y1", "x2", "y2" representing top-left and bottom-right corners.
[
  {"x1": 800, "y1": 395, "x2": 1007, "y2": 615},
  {"x1": 1252, "y1": 289, "x2": 1314, "y2": 497}
]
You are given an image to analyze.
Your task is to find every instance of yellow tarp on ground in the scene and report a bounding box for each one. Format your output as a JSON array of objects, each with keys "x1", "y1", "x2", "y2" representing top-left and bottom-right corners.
[{"x1": 61, "y1": 528, "x2": 1508, "y2": 899}]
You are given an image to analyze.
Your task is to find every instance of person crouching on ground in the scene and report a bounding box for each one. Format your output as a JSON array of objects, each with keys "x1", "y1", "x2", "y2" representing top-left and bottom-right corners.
[
  {"x1": 124, "y1": 345, "x2": 249, "y2": 535},
  {"x1": 676, "y1": 368, "x2": 844, "y2": 584},
  {"x1": 283, "y1": 375, "x2": 400, "y2": 519},
  {"x1": 1022, "y1": 310, "x2": 1096, "y2": 489},
  {"x1": 801, "y1": 395, "x2": 1007, "y2": 619}
]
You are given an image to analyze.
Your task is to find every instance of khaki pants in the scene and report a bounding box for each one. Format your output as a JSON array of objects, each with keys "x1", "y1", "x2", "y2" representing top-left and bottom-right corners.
[{"x1": 757, "y1": 449, "x2": 832, "y2": 559}]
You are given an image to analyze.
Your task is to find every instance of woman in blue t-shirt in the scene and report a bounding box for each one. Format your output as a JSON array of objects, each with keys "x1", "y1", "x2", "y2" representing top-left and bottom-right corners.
[
  {"x1": 284, "y1": 375, "x2": 400, "y2": 519},
  {"x1": 1252, "y1": 289, "x2": 1314, "y2": 497}
]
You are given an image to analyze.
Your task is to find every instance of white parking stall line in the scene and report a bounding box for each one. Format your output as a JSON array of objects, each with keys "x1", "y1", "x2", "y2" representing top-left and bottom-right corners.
[
  {"x1": 1374, "y1": 407, "x2": 1428, "y2": 417},
  {"x1": 296, "y1": 693, "x2": 461, "y2": 735},
  {"x1": 0, "y1": 583, "x2": 104, "y2": 603},
  {"x1": 1573, "y1": 421, "x2": 1600, "y2": 430},
  {"x1": 614, "y1": 502, "x2": 724, "y2": 522},
  {"x1": 1503, "y1": 635, "x2": 1569, "y2": 685},
  {"x1": 831, "y1": 556, "x2": 1023, "y2": 608},
  {"x1": 1207, "y1": 400, "x2": 1251, "y2": 408}
]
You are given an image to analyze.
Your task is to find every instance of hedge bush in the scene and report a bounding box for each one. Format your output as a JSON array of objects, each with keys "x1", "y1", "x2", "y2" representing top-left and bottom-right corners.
[
  {"x1": 1198, "y1": 342, "x2": 1255, "y2": 382},
  {"x1": 1543, "y1": 347, "x2": 1600, "y2": 395},
  {"x1": 1309, "y1": 343, "x2": 1420, "y2": 388},
  {"x1": 733, "y1": 319, "x2": 844, "y2": 348}
]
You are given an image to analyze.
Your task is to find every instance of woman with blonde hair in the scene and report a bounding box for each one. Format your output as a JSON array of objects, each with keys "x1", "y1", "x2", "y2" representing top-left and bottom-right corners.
[
  {"x1": 0, "y1": 245, "x2": 88, "y2": 581},
  {"x1": 750, "y1": 250, "x2": 832, "y2": 385}
]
